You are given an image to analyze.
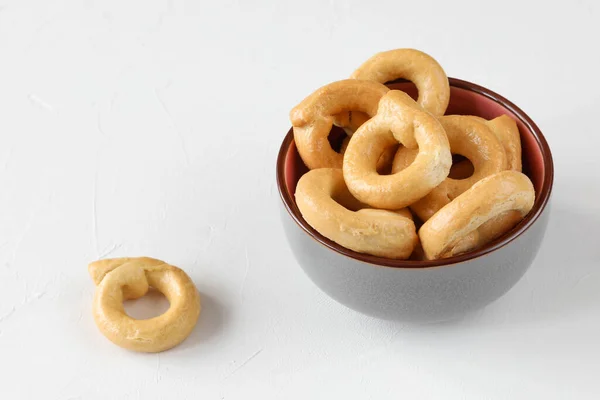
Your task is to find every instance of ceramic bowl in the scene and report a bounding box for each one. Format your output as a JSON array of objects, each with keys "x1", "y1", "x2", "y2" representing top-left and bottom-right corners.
[{"x1": 277, "y1": 78, "x2": 554, "y2": 323}]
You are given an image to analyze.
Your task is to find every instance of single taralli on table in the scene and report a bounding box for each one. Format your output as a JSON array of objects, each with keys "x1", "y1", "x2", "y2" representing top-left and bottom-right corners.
[
  {"x1": 89, "y1": 257, "x2": 201, "y2": 353},
  {"x1": 289, "y1": 47, "x2": 536, "y2": 261}
]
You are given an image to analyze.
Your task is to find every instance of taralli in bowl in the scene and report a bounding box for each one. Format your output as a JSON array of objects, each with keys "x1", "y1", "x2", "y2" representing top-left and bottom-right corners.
[
  {"x1": 351, "y1": 48, "x2": 450, "y2": 117},
  {"x1": 89, "y1": 257, "x2": 201, "y2": 353},
  {"x1": 295, "y1": 168, "x2": 418, "y2": 259},
  {"x1": 342, "y1": 90, "x2": 452, "y2": 210},
  {"x1": 334, "y1": 48, "x2": 449, "y2": 137},
  {"x1": 392, "y1": 115, "x2": 508, "y2": 222},
  {"x1": 290, "y1": 79, "x2": 389, "y2": 170},
  {"x1": 285, "y1": 47, "x2": 540, "y2": 261},
  {"x1": 278, "y1": 72, "x2": 553, "y2": 321},
  {"x1": 419, "y1": 170, "x2": 535, "y2": 260}
]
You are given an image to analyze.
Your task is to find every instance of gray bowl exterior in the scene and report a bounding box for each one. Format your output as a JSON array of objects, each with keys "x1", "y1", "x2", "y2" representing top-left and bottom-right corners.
[{"x1": 280, "y1": 201, "x2": 551, "y2": 323}]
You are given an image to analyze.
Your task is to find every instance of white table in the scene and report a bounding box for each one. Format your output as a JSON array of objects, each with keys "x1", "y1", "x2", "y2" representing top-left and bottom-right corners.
[{"x1": 1, "y1": 1, "x2": 599, "y2": 398}]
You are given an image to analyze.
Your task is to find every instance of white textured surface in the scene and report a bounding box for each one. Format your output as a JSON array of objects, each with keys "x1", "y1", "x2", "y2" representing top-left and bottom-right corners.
[{"x1": 1, "y1": 0, "x2": 599, "y2": 399}]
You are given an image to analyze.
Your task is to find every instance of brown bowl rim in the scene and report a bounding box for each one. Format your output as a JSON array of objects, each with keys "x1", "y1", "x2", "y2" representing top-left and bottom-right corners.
[{"x1": 276, "y1": 77, "x2": 554, "y2": 269}]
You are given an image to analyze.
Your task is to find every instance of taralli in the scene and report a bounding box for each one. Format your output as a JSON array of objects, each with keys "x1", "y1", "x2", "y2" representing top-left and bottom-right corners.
[
  {"x1": 419, "y1": 171, "x2": 535, "y2": 260},
  {"x1": 295, "y1": 168, "x2": 418, "y2": 259},
  {"x1": 396, "y1": 115, "x2": 522, "y2": 251},
  {"x1": 391, "y1": 115, "x2": 507, "y2": 221},
  {"x1": 351, "y1": 48, "x2": 450, "y2": 116},
  {"x1": 288, "y1": 47, "x2": 535, "y2": 261},
  {"x1": 89, "y1": 257, "x2": 201, "y2": 353},
  {"x1": 290, "y1": 79, "x2": 389, "y2": 170},
  {"x1": 344, "y1": 90, "x2": 452, "y2": 209},
  {"x1": 455, "y1": 116, "x2": 522, "y2": 250},
  {"x1": 343, "y1": 90, "x2": 452, "y2": 210},
  {"x1": 471, "y1": 115, "x2": 522, "y2": 171}
]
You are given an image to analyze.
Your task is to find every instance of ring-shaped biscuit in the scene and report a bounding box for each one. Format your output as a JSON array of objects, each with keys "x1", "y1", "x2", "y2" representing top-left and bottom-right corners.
[
  {"x1": 455, "y1": 116, "x2": 522, "y2": 250},
  {"x1": 89, "y1": 257, "x2": 201, "y2": 353},
  {"x1": 350, "y1": 48, "x2": 450, "y2": 116},
  {"x1": 391, "y1": 115, "x2": 507, "y2": 221},
  {"x1": 408, "y1": 115, "x2": 521, "y2": 251},
  {"x1": 343, "y1": 90, "x2": 452, "y2": 210},
  {"x1": 290, "y1": 79, "x2": 389, "y2": 170},
  {"x1": 295, "y1": 168, "x2": 418, "y2": 259},
  {"x1": 419, "y1": 171, "x2": 535, "y2": 260}
]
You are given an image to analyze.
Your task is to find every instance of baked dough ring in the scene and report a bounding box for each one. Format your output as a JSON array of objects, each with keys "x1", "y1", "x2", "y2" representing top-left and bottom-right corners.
[
  {"x1": 295, "y1": 168, "x2": 418, "y2": 259},
  {"x1": 351, "y1": 48, "x2": 450, "y2": 116},
  {"x1": 472, "y1": 115, "x2": 522, "y2": 171},
  {"x1": 396, "y1": 115, "x2": 521, "y2": 252},
  {"x1": 290, "y1": 79, "x2": 389, "y2": 170},
  {"x1": 391, "y1": 115, "x2": 507, "y2": 221},
  {"x1": 454, "y1": 116, "x2": 522, "y2": 251},
  {"x1": 89, "y1": 257, "x2": 201, "y2": 353},
  {"x1": 343, "y1": 90, "x2": 452, "y2": 209},
  {"x1": 419, "y1": 171, "x2": 535, "y2": 260}
]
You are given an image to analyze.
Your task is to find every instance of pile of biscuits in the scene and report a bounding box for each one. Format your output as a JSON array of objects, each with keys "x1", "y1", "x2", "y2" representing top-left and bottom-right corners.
[{"x1": 290, "y1": 48, "x2": 535, "y2": 261}]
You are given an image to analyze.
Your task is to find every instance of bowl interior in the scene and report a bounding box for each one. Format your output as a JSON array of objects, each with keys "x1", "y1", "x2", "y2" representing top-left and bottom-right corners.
[{"x1": 279, "y1": 78, "x2": 552, "y2": 268}]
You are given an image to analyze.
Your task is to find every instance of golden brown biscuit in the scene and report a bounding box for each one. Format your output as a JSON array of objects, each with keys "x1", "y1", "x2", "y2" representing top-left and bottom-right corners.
[
  {"x1": 392, "y1": 115, "x2": 507, "y2": 221},
  {"x1": 89, "y1": 257, "x2": 201, "y2": 353},
  {"x1": 419, "y1": 171, "x2": 535, "y2": 260},
  {"x1": 351, "y1": 48, "x2": 450, "y2": 116},
  {"x1": 343, "y1": 90, "x2": 452, "y2": 210},
  {"x1": 290, "y1": 79, "x2": 389, "y2": 170},
  {"x1": 295, "y1": 168, "x2": 418, "y2": 259}
]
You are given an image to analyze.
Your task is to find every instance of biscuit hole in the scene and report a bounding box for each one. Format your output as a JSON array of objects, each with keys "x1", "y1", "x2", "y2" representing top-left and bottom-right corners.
[
  {"x1": 124, "y1": 288, "x2": 170, "y2": 319},
  {"x1": 448, "y1": 154, "x2": 474, "y2": 179},
  {"x1": 328, "y1": 125, "x2": 348, "y2": 153}
]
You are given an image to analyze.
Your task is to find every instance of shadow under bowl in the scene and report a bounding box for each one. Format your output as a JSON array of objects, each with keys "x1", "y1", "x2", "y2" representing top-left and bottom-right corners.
[{"x1": 277, "y1": 78, "x2": 554, "y2": 323}]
